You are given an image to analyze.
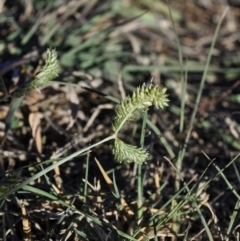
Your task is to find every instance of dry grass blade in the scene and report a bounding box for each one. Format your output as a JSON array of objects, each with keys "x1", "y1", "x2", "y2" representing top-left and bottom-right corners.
[
  {"x1": 29, "y1": 112, "x2": 42, "y2": 154},
  {"x1": 67, "y1": 86, "x2": 79, "y2": 130},
  {"x1": 21, "y1": 200, "x2": 32, "y2": 241},
  {"x1": 94, "y1": 157, "x2": 134, "y2": 218}
]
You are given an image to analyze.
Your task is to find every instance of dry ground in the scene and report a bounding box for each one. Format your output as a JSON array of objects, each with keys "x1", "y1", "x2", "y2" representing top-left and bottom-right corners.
[{"x1": 1, "y1": 0, "x2": 240, "y2": 240}]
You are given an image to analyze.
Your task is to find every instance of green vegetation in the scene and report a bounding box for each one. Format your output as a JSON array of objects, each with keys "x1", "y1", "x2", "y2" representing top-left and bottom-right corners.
[{"x1": 0, "y1": 1, "x2": 240, "y2": 240}]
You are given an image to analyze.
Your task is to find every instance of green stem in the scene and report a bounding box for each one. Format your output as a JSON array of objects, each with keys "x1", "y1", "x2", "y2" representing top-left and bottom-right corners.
[
  {"x1": 83, "y1": 151, "x2": 90, "y2": 205},
  {"x1": 137, "y1": 110, "x2": 148, "y2": 219}
]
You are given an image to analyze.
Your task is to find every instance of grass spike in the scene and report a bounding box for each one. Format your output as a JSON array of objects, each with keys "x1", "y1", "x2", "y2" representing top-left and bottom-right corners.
[
  {"x1": 112, "y1": 84, "x2": 168, "y2": 133},
  {"x1": 110, "y1": 139, "x2": 149, "y2": 164},
  {"x1": 111, "y1": 83, "x2": 169, "y2": 163},
  {"x1": 10, "y1": 49, "x2": 60, "y2": 98}
]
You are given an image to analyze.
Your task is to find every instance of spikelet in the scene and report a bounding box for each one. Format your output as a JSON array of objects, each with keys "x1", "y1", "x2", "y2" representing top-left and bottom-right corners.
[
  {"x1": 112, "y1": 84, "x2": 168, "y2": 133},
  {"x1": 110, "y1": 139, "x2": 149, "y2": 164},
  {"x1": 10, "y1": 49, "x2": 60, "y2": 98},
  {"x1": 111, "y1": 84, "x2": 169, "y2": 163}
]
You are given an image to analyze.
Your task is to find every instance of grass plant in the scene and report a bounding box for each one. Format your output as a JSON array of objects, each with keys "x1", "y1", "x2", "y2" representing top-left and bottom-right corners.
[{"x1": 0, "y1": 1, "x2": 240, "y2": 241}]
